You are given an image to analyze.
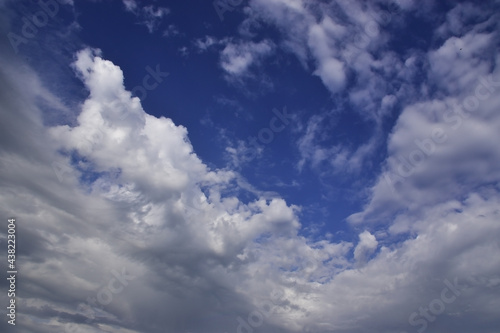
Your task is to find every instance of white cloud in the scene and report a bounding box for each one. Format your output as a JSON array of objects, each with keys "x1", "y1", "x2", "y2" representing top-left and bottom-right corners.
[
  {"x1": 225, "y1": 140, "x2": 264, "y2": 168},
  {"x1": 220, "y1": 39, "x2": 275, "y2": 79},
  {"x1": 2, "y1": 2, "x2": 500, "y2": 332},
  {"x1": 194, "y1": 35, "x2": 219, "y2": 52},
  {"x1": 122, "y1": 0, "x2": 170, "y2": 33},
  {"x1": 312, "y1": 57, "x2": 346, "y2": 94},
  {"x1": 353, "y1": 230, "x2": 378, "y2": 264},
  {"x1": 348, "y1": 22, "x2": 500, "y2": 225},
  {"x1": 239, "y1": 0, "x2": 420, "y2": 178},
  {"x1": 296, "y1": 111, "x2": 381, "y2": 174},
  {"x1": 0, "y1": 47, "x2": 356, "y2": 332},
  {"x1": 436, "y1": 2, "x2": 491, "y2": 38},
  {"x1": 122, "y1": 0, "x2": 137, "y2": 12},
  {"x1": 193, "y1": 36, "x2": 275, "y2": 84},
  {"x1": 162, "y1": 24, "x2": 179, "y2": 38},
  {"x1": 307, "y1": 17, "x2": 347, "y2": 93}
]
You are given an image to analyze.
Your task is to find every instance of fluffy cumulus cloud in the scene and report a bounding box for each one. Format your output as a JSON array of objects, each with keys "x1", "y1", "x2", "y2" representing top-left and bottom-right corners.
[
  {"x1": 1, "y1": 1, "x2": 500, "y2": 333},
  {"x1": 0, "y1": 46, "x2": 355, "y2": 333},
  {"x1": 353, "y1": 230, "x2": 378, "y2": 264}
]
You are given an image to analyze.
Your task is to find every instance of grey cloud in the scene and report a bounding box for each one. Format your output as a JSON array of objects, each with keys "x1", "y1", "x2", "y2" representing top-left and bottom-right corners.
[{"x1": 2, "y1": 2, "x2": 500, "y2": 333}]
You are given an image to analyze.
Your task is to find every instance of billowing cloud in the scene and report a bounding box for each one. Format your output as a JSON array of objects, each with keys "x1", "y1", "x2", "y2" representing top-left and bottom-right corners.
[
  {"x1": 1, "y1": 1, "x2": 500, "y2": 333},
  {"x1": 353, "y1": 230, "x2": 378, "y2": 264},
  {"x1": 2, "y1": 41, "x2": 499, "y2": 333},
  {"x1": 0, "y1": 46, "x2": 353, "y2": 333}
]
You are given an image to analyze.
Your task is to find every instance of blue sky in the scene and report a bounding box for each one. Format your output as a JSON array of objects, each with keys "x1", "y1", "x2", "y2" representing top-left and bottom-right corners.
[{"x1": 1, "y1": 0, "x2": 500, "y2": 332}]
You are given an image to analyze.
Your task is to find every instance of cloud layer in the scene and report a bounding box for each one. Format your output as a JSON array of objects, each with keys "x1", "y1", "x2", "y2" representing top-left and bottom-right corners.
[{"x1": 0, "y1": 1, "x2": 500, "y2": 333}]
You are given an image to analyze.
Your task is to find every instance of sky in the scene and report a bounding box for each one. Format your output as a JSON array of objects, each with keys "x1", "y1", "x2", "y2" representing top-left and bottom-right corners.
[{"x1": 0, "y1": 0, "x2": 500, "y2": 332}]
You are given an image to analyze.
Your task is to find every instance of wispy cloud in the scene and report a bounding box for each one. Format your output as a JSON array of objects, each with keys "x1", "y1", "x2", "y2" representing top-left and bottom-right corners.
[
  {"x1": 122, "y1": 0, "x2": 170, "y2": 33},
  {"x1": 220, "y1": 39, "x2": 275, "y2": 80}
]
